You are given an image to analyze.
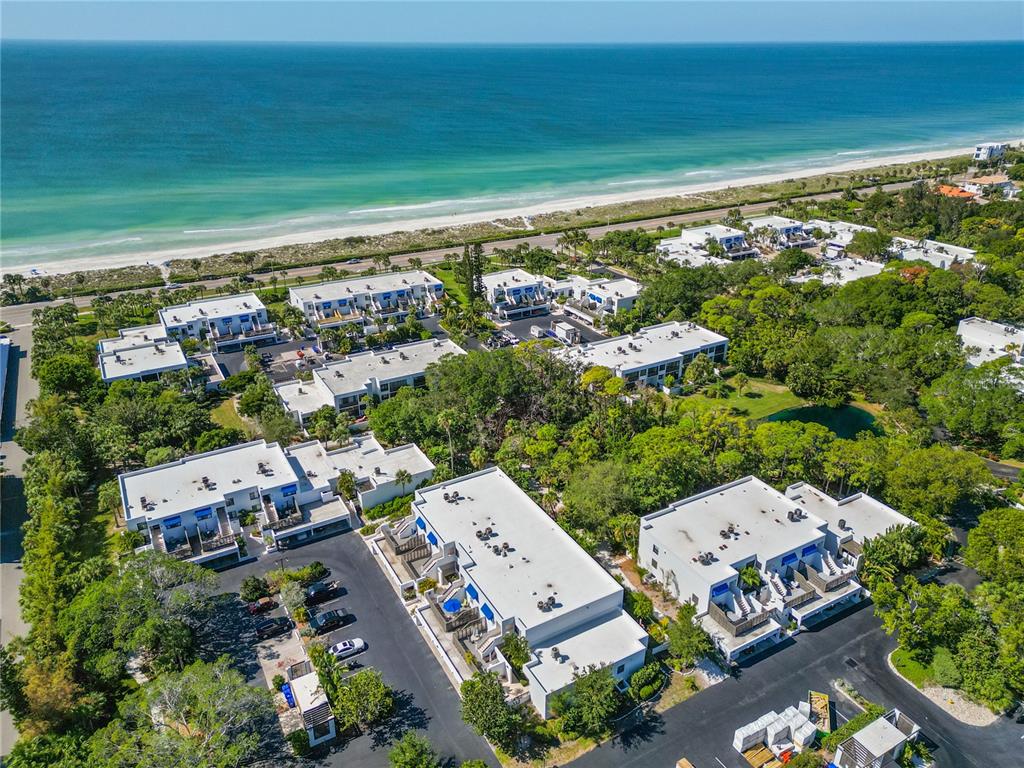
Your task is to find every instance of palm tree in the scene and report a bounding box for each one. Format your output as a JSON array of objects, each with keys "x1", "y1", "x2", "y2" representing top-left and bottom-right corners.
[
  {"x1": 408, "y1": 257, "x2": 423, "y2": 270},
  {"x1": 190, "y1": 258, "x2": 203, "y2": 283},
  {"x1": 734, "y1": 372, "x2": 750, "y2": 396},
  {"x1": 436, "y1": 409, "x2": 457, "y2": 473},
  {"x1": 394, "y1": 468, "x2": 412, "y2": 496},
  {"x1": 237, "y1": 252, "x2": 258, "y2": 280}
]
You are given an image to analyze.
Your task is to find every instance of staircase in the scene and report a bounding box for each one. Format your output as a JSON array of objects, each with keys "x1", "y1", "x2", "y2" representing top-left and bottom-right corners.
[
  {"x1": 733, "y1": 588, "x2": 751, "y2": 617},
  {"x1": 823, "y1": 552, "x2": 838, "y2": 576},
  {"x1": 769, "y1": 572, "x2": 787, "y2": 597}
]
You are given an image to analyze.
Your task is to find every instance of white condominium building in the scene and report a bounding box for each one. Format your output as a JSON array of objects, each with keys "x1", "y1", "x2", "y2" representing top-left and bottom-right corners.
[
  {"x1": 973, "y1": 142, "x2": 1008, "y2": 162},
  {"x1": 638, "y1": 477, "x2": 866, "y2": 662},
  {"x1": 956, "y1": 316, "x2": 1023, "y2": 368},
  {"x1": 658, "y1": 224, "x2": 759, "y2": 264},
  {"x1": 119, "y1": 439, "x2": 358, "y2": 566},
  {"x1": 791, "y1": 258, "x2": 885, "y2": 287},
  {"x1": 894, "y1": 237, "x2": 976, "y2": 270},
  {"x1": 556, "y1": 321, "x2": 728, "y2": 389},
  {"x1": 158, "y1": 293, "x2": 276, "y2": 351},
  {"x1": 98, "y1": 339, "x2": 189, "y2": 383},
  {"x1": 327, "y1": 432, "x2": 435, "y2": 510},
  {"x1": 384, "y1": 467, "x2": 647, "y2": 717},
  {"x1": 805, "y1": 220, "x2": 879, "y2": 260},
  {"x1": 545, "y1": 275, "x2": 643, "y2": 324},
  {"x1": 745, "y1": 215, "x2": 816, "y2": 249},
  {"x1": 482, "y1": 269, "x2": 551, "y2": 320},
  {"x1": 288, "y1": 270, "x2": 445, "y2": 330},
  {"x1": 275, "y1": 337, "x2": 465, "y2": 423}
]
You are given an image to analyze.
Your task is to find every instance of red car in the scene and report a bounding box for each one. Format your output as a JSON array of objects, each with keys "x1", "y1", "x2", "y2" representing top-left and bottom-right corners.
[{"x1": 247, "y1": 597, "x2": 277, "y2": 615}]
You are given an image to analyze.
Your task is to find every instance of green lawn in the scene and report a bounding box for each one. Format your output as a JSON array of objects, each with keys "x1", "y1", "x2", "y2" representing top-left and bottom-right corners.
[
  {"x1": 676, "y1": 376, "x2": 806, "y2": 421},
  {"x1": 210, "y1": 397, "x2": 248, "y2": 433},
  {"x1": 891, "y1": 648, "x2": 932, "y2": 689},
  {"x1": 430, "y1": 264, "x2": 470, "y2": 306}
]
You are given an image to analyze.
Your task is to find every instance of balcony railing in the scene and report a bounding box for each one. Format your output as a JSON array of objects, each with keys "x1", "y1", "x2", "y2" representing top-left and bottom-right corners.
[
  {"x1": 199, "y1": 533, "x2": 237, "y2": 552},
  {"x1": 708, "y1": 599, "x2": 771, "y2": 638},
  {"x1": 799, "y1": 562, "x2": 855, "y2": 594}
]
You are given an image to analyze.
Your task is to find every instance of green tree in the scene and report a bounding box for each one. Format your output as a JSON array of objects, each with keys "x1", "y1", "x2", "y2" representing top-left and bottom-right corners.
[
  {"x1": 683, "y1": 353, "x2": 715, "y2": 387},
  {"x1": 460, "y1": 671, "x2": 524, "y2": 753},
  {"x1": 334, "y1": 668, "x2": 395, "y2": 732},
  {"x1": 623, "y1": 589, "x2": 654, "y2": 625},
  {"x1": 499, "y1": 633, "x2": 531, "y2": 672},
  {"x1": 965, "y1": 507, "x2": 1024, "y2": 584},
  {"x1": 846, "y1": 229, "x2": 893, "y2": 260},
  {"x1": 666, "y1": 604, "x2": 714, "y2": 667},
  {"x1": 388, "y1": 732, "x2": 439, "y2": 768},
  {"x1": 550, "y1": 665, "x2": 622, "y2": 738},
  {"x1": 36, "y1": 354, "x2": 99, "y2": 398}
]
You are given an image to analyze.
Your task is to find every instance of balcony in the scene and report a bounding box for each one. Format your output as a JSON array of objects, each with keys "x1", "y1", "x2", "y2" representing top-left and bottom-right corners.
[
  {"x1": 708, "y1": 597, "x2": 772, "y2": 638},
  {"x1": 316, "y1": 308, "x2": 363, "y2": 327}
]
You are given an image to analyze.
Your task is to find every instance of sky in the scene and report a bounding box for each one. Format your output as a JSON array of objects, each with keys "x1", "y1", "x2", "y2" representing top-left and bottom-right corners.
[{"x1": 2, "y1": 1, "x2": 1022, "y2": 43}]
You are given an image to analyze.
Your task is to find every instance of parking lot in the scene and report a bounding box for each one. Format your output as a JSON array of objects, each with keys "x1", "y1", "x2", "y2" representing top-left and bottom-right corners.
[
  {"x1": 501, "y1": 312, "x2": 607, "y2": 345},
  {"x1": 216, "y1": 338, "x2": 332, "y2": 383},
  {"x1": 215, "y1": 532, "x2": 496, "y2": 767}
]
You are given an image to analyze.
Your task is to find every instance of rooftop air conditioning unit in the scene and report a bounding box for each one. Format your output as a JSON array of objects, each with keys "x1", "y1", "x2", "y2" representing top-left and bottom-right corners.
[{"x1": 838, "y1": 518, "x2": 846, "y2": 530}]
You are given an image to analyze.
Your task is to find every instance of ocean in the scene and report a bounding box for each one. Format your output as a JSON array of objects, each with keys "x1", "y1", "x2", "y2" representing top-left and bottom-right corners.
[{"x1": 2, "y1": 41, "x2": 1022, "y2": 272}]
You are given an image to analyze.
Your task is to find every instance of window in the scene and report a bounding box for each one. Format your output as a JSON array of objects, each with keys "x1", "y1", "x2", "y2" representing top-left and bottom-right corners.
[
  {"x1": 650, "y1": 558, "x2": 658, "y2": 570},
  {"x1": 250, "y1": 491, "x2": 258, "y2": 500},
  {"x1": 616, "y1": 664, "x2": 625, "y2": 675},
  {"x1": 311, "y1": 721, "x2": 332, "y2": 741},
  {"x1": 225, "y1": 498, "x2": 235, "y2": 507},
  {"x1": 652, "y1": 544, "x2": 659, "y2": 555}
]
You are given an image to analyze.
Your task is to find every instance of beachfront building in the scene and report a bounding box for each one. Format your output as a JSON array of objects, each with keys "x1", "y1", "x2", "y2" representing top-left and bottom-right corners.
[
  {"x1": 805, "y1": 220, "x2": 880, "y2": 260},
  {"x1": 745, "y1": 215, "x2": 815, "y2": 250},
  {"x1": 784, "y1": 483, "x2": 916, "y2": 568},
  {"x1": 973, "y1": 142, "x2": 1009, "y2": 162},
  {"x1": 833, "y1": 709, "x2": 920, "y2": 768},
  {"x1": 960, "y1": 174, "x2": 1018, "y2": 199},
  {"x1": 382, "y1": 467, "x2": 648, "y2": 717},
  {"x1": 482, "y1": 269, "x2": 551, "y2": 320},
  {"x1": 544, "y1": 275, "x2": 643, "y2": 325},
  {"x1": 119, "y1": 439, "x2": 358, "y2": 566},
  {"x1": 288, "y1": 270, "x2": 445, "y2": 331},
  {"x1": 327, "y1": 432, "x2": 434, "y2": 510},
  {"x1": 638, "y1": 477, "x2": 864, "y2": 662},
  {"x1": 956, "y1": 316, "x2": 1023, "y2": 368},
  {"x1": 658, "y1": 224, "x2": 759, "y2": 265},
  {"x1": 791, "y1": 258, "x2": 885, "y2": 286},
  {"x1": 556, "y1": 321, "x2": 728, "y2": 390},
  {"x1": 158, "y1": 293, "x2": 277, "y2": 351},
  {"x1": 894, "y1": 237, "x2": 976, "y2": 270},
  {"x1": 275, "y1": 338, "x2": 465, "y2": 424}
]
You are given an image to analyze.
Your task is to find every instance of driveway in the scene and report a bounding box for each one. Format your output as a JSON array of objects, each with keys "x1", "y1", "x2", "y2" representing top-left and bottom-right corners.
[
  {"x1": 501, "y1": 313, "x2": 606, "y2": 344},
  {"x1": 568, "y1": 601, "x2": 1022, "y2": 768},
  {"x1": 213, "y1": 532, "x2": 497, "y2": 767}
]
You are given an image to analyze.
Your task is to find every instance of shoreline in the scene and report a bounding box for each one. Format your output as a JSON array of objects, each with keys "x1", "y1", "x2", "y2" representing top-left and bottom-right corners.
[{"x1": 5, "y1": 141, "x2": 1003, "y2": 279}]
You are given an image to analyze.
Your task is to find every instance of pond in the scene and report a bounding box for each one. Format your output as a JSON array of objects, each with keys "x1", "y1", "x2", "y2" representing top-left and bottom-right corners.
[{"x1": 764, "y1": 404, "x2": 878, "y2": 439}]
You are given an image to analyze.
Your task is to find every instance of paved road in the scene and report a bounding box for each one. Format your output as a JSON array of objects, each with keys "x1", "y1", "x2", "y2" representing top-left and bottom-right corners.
[
  {"x1": 0, "y1": 323, "x2": 36, "y2": 755},
  {"x1": 0, "y1": 181, "x2": 922, "y2": 332},
  {"x1": 568, "y1": 601, "x2": 1020, "y2": 768},
  {"x1": 214, "y1": 534, "x2": 497, "y2": 767}
]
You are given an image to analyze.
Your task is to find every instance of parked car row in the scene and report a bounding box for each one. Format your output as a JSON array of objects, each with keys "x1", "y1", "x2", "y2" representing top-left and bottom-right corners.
[{"x1": 249, "y1": 579, "x2": 367, "y2": 659}]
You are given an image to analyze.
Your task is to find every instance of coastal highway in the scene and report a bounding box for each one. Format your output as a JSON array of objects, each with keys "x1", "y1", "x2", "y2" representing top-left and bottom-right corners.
[{"x1": 0, "y1": 180, "x2": 921, "y2": 331}]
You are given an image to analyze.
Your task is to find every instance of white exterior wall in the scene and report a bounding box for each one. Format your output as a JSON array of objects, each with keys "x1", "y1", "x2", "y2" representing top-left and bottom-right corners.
[
  {"x1": 356, "y1": 466, "x2": 434, "y2": 509},
  {"x1": 639, "y1": 524, "x2": 719, "y2": 612}
]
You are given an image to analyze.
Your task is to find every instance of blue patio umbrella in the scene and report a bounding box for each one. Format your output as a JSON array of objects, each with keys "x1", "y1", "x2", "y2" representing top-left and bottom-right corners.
[{"x1": 442, "y1": 598, "x2": 462, "y2": 613}]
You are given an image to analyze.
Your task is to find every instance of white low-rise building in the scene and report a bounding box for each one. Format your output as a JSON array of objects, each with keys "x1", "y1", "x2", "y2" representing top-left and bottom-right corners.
[
  {"x1": 792, "y1": 258, "x2": 885, "y2": 286},
  {"x1": 286, "y1": 662, "x2": 337, "y2": 747},
  {"x1": 745, "y1": 215, "x2": 815, "y2": 249},
  {"x1": 894, "y1": 237, "x2": 976, "y2": 270},
  {"x1": 805, "y1": 220, "x2": 879, "y2": 259},
  {"x1": 389, "y1": 467, "x2": 648, "y2": 717},
  {"x1": 973, "y1": 142, "x2": 1008, "y2": 162},
  {"x1": 638, "y1": 477, "x2": 865, "y2": 662},
  {"x1": 275, "y1": 338, "x2": 465, "y2": 423},
  {"x1": 960, "y1": 174, "x2": 1018, "y2": 199},
  {"x1": 956, "y1": 316, "x2": 1023, "y2": 368},
  {"x1": 119, "y1": 439, "x2": 358, "y2": 564},
  {"x1": 833, "y1": 709, "x2": 920, "y2": 768},
  {"x1": 545, "y1": 275, "x2": 643, "y2": 325},
  {"x1": 658, "y1": 224, "x2": 759, "y2": 264},
  {"x1": 482, "y1": 269, "x2": 551, "y2": 320},
  {"x1": 98, "y1": 324, "x2": 169, "y2": 353},
  {"x1": 98, "y1": 340, "x2": 189, "y2": 383},
  {"x1": 288, "y1": 270, "x2": 445, "y2": 330},
  {"x1": 785, "y1": 483, "x2": 916, "y2": 567},
  {"x1": 327, "y1": 433, "x2": 434, "y2": 510},
  {"x1": 158, "y1": 293, "x2": 276, "y2": 351},
  {"x1": 557, "y1": 321, "x2": 727, "y2": 389}
]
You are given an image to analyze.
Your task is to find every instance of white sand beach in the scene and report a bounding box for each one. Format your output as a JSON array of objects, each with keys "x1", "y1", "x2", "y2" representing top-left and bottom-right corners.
[{"x1": 7, "y1": 143, "x2": 1007, "y2": 277}]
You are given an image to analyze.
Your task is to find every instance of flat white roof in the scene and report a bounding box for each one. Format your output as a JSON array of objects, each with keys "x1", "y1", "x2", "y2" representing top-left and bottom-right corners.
[
  {"x1": 746, "y1": 215, "x2": 806, "y2": 231},
  {"x1": 159, "y1": 292, "x2": 266, "y2": 326},
  {"x1": 274, "y1": 379, "x2": 334, "y2": 417},
  {"x1": 528, "y1": 611, "x2": 647, "y2": 693},
  {"x1": 289, "y1": 270, "x2": 443, "y2": 304},
  {"x1": 98, "y1": 324, "x2": 167, "y2": 353},
  {"x1": 413, "y1": 467, "x2": 622, "y2": 631},
  {"x1": 326, "y1": 433, "x2": 434, "y2": 485},
  {"x1": 660, "y1": 251, "x2": 732, "y2": 268},
  {"x1": 805, "y1": 219, "x2": 877, "y2": 246},
  {"x1": 792, "y1": 258, "x2": 885, "y2": 286},
  {"x1": 895, "y1": 237, "x2": 976, "y2": 265},
  {"x1": 588, "y1": 277, "x2": 642, "y2": 300},
  {"x1": 290, "y1": 670, "x2": 329, "y2": 715},
  {"x1": 851, "y1": 716, "x2": 906, "y2": 758},
  {"x1": 665, "y1": 224, "x2": 748, "y2": 247},
  {"x1": 786, "y1": 483, "x2": 914, "y2": 545},
  {"x1": 482, "y1": 269, "x2": 545, "y2": 292},
  {"x1": 99, "y1": 341, "x2": 188, "y2": 381},
  {"x1": 120, "y1": 440, "x2": 300, "y2": 525},
  {"x1": 642, "y1": 476, "x2": 827, "y2": 584},
  {"x1": 316, "y1": 338, "x2": 465, "y2": 397},
  {"x1": 957, "y1": 316, "x2": 1023, "y2": 366},
  {"x1": 556, "y1": 321, "x2": 727, "y2": 374}
]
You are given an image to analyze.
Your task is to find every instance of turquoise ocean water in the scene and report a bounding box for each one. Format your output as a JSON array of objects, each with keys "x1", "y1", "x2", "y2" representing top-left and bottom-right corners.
[{"x1": 2, "y1": 41, "x2": 1022, "y2": 271}]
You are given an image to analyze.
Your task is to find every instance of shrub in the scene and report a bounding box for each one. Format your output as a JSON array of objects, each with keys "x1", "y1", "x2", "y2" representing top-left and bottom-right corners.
[
  {"x1": 418, "y1": 577, "x2": 437, "y2": 594},
  {"x1": 240, "y1": 575, "x2": 270, "y2": 603},
  {"x1": 364, "y1": 493, "x2": 414, "y2": 521},
  {"x1": 272, "y1": 674, "x2": 286, "y2": 690},
  {"x1": 637, "y1": 683, "x2": 658, "y2": 701},
  {"x1": 286, "y1": 729, "x2": 311, "y2": 756},
  {"x1": 930, "y1": 646, "x2": 962, "y2": 688},
  {"x1": 624, "y1": 589, "x2": 654, "y2": 625},
  {"x1": 629, "y1": 662, "x2": 663, "y2": 697},
  {"x1": 360, "y1": 521, "x2": 381, "y2": 536},
  {"x1": 305, "y1": 561, "x2": 329, "y2": 582},
  {"x1": 821, "y1": 704, "x2": 886, "y2": 752},
  {"x1": 280, "y1": 581, "x2": 306, "y2": 614}
]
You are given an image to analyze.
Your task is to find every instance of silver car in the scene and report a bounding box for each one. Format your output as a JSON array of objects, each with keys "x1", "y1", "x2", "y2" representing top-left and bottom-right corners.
[{"x1": 328, "y1": 638, "x2": 366, "y2": 659}]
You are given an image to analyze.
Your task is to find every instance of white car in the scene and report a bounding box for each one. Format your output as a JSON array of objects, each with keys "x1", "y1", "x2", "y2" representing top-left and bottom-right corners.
[{"x1": 328, "y1": 638, "x2": 366, "y2": 659}]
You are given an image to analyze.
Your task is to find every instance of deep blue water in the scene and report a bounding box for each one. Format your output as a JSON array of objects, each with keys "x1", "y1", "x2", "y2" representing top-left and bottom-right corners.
[{"x1": 2, "y1": 41, "x2": 1022, "y2": 269}]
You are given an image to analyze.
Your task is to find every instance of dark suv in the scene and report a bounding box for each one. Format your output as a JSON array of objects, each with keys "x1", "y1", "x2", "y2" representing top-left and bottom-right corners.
[
  {"x1": 305, "y1": 581, "x2": 341, "y2": 606},
  {"x1": 308, "y1": 608, "x2": 352, "y2": 635},
  {"x1": 255, "y1": 616, "x2": 293, "y2": 640}
]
